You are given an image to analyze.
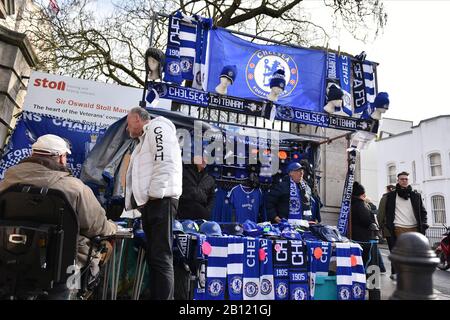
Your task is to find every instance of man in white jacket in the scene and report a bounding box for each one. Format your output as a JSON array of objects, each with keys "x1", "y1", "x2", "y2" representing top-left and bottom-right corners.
[{"x1": 125, "y1": 107, "x2": 182, "y2": 300}]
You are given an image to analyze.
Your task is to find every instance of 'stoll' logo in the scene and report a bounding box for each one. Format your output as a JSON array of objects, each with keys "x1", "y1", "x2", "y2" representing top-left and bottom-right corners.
[{"x1": 33, "y1": 78, "x2": 66, "y2": 91}]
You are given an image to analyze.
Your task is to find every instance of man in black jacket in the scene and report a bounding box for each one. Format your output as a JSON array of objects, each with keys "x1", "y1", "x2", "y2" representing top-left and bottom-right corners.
[
  {"x1": 384, "y1": 171, "x2": 429, "y2": 238},
  {"x1": 266, "y1": 162, "x2": 316, "y2": 223},
  {"x1": 177, "y1": 156, "x2": 216, "y2": 220}
]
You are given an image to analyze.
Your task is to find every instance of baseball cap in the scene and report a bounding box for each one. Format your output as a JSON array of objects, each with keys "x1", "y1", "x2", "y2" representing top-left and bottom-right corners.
[
  {"x1": 287, "y1": 162, "x2": 304, "y2": 173},
  {"x1": 32, "y1": 134, "x2": 72, "y2": 156}
]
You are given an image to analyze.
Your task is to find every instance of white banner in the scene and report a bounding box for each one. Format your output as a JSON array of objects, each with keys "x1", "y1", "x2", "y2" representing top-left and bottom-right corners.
[{"x1": 24, "y1": 71, "x2": 170, "y2": 126}]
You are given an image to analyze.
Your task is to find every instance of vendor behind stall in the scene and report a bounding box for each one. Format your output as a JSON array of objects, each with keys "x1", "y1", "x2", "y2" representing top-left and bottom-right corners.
[
  {"x1": 266, "y1": 162, "x2": 316, "y2": 224},
  {"x1": 177, "y1": 155, "x2": 216, "y2": 220}
]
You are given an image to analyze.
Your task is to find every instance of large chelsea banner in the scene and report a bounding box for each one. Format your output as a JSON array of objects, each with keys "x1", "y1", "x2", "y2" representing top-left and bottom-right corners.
[{"x1": 206, "y1": 29, "x2": 327, "y2": 112}]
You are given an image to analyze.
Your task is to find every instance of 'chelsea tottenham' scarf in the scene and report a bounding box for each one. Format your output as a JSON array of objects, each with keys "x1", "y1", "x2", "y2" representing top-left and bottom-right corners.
[
  {"x1": 289, "y1": 240, "x2": 309, "y2": 300},
  {"x1": 259, "y1": 239, "x2": 275, "y2": 300},
  {"x1": 306, "y1": 241, "x2": 332, "y2": 299},
  {"x1": 337, "y1": 149, "x2": 357, "y2": 236},
  {"x1": 205, "y1": 236, "x2": 228, "y2": 300},
  {"x1": 243, "y1": 237, "x2": 260, "y2": 300},
  {"x1": 227, "y1": 236, "x2": 244, "y2": 300},
  {"x1": 288, "y1": 178, "x2": 302, "y2": 224}
]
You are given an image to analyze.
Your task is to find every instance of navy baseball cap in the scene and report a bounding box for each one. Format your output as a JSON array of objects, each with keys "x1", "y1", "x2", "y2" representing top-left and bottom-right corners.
[
  {"x1": 287, "y1": 162, "x2": 304, "y2": 172},
  {"x1": 181, "y1": 219, "x2": 199, "y2": 234},
  {"x1": 199, "y1": 221, "x2": 222, "y2": 237}
]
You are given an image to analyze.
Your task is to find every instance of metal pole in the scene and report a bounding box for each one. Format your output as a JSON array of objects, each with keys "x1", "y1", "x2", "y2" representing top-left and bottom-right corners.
[{"x1": 389, "y1": 232, "x2": 440, "y2": 300}]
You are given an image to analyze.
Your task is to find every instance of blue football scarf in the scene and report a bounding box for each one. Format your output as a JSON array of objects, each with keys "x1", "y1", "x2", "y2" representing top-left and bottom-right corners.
[
  {"x1": 194, "y1": 234, "x2": 207, "y2": 300},
  {"x1": 173, "y1": 11, "x2": 198, "y2": 81},
  {"x1": 337, "y1": 149, "x2": 357, "y2": 236},
  {"x1": 243, "y1": 237, "x2": 260, "y2": 300},
  {"x1": 259, "y1": 239, "x2": 275, "y2": 300},
  {"x1": 179, "y1": 20, "x2": 197, "y2": 81},
  {"x1": 336, "y1": 242, "x2": 353, "y2": 300},
  {"x1": 306, "y1": 240, "x2": 332, "y2": 299},
  {"x1": 362, "y1": 61, "x2": 376, "y2": 104},
  {"x1": 272, "y1": 240, "x2": 290, "y2": 300},
  {"x1": 205, "y1": 236, "x2": 228, "y2": 300},
  {"x1": 288, "y1": 240, "x2": 309, "y2": 300},
  {"x1": 163, "y1": 14, "x2": 182, "y2": 84},
  {"x1": 227, "y1": 236, "x2": 245, "y2": 300},
  {"x1": 326, "y1": 52, "x2": 352, "y2": 116},
  {"x1": 337, "y1": 55, "x2": 353, "y2": 116},
  {"x1": 288, "y1": 178, "x2": 303, "y2": 224},
  {"x1": 192, "y1": 17, "x2": 212, "y2": 90},
  {"x1": 352, "y1": 59, "x2": 368, "y2": 115},
  {"x1": 350, "y1": 242, "x2": 366, "y2": 300}
]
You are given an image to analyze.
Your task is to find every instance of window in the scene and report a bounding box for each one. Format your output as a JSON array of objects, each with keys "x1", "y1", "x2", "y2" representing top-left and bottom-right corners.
[
  {"x1": 412, "y1": 161, "x2": 416, "y2": 183},
  {"x1": 429, "y1": 153, "x2": 442, "y2": 177},
  {"x1": 387, "y1": 164, "x2": 396, "y2": 184},
  {"x1": 431, "y1": 195, "x2": 446, "y2": 225}
]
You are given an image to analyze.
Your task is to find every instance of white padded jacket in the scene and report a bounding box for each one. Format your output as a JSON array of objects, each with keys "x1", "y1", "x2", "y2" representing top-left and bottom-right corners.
[{"x1": 125, "y1": 116, "x2": 182, "y2": 210}]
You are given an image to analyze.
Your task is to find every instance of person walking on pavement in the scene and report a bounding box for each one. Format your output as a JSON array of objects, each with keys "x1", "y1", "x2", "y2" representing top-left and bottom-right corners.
[
  {"x1": 125, "y1": 107, "x2": 183, "y2": 300},
  {"x1": 384, "y1": 172, "x2": 429, "y2": 280}
]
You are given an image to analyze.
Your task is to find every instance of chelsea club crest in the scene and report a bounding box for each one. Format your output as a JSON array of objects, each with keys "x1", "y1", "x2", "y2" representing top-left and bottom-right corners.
[
  {"x1": 208, "y1": 279, "x2": 224, "y2": 297},
  {"x1": 230, "y1": 276, "x2": 243, "y2": 295},
  {"x1": 246, "y1": 50, "x2": 298, "y2": 99}
]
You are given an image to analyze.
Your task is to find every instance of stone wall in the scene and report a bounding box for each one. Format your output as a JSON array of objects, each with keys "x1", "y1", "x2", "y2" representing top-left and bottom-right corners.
[{"x1": 0, "y1": 24, "x2": 37, "y2": 148}]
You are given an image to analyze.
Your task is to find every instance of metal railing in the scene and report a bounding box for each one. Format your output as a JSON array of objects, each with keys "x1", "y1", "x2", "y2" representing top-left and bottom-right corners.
[{"x1": 426, "y1": 226, "x2": 447, "y2": 248}]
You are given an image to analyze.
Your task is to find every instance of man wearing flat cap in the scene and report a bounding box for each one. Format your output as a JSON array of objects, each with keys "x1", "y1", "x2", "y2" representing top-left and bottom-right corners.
[
  {"x1": 266, "y1": 162, "x2": 314, "y2": 224},
  {"x1": 0, "y1": 134, "x2": 117, "y2": 281}
]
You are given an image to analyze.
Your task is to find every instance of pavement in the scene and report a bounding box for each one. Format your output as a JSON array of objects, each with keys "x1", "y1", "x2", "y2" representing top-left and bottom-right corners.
[{"x1": 378, "y1": 247, "x2": 450, "y2": 300}]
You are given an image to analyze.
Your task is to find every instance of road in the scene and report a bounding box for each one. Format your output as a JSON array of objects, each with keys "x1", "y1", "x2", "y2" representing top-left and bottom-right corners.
[{"x1": 379, "y1": 247, "x2": 450, "y2": 299}]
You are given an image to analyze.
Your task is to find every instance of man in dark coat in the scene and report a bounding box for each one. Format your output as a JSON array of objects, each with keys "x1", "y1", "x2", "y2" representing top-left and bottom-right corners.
[
  {"x1": 177, "y1": 156, "x2": 216, "y2": 220},
  {"x1": 384, "y1": 171, "x2": 429, "y2": 237},
  {"x1": 266, "y1": 162, "x2": 319, "y2": 223}
]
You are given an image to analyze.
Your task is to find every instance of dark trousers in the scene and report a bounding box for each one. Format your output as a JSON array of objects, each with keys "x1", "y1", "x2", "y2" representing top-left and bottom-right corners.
[{"x1": 140, "y1": 197, "x2": 178, "y2": 300}]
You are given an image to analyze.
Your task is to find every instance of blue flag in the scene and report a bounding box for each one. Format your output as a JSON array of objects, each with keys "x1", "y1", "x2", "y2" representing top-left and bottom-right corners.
[
  {"x1": 0, "y1": 111, "x2": 105, "y2": 179},
  {"x1": 206, "y1": 29, "x2": 327, "y2": 112}
]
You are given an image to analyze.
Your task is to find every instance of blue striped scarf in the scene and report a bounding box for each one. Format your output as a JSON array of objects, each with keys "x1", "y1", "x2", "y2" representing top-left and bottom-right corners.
[
  {"x1": 227, "y1": 236, "x2": 244, "y2": 300},
  {"x1": 259, "y1": 239, "x2": 275, "y2": 300},
  {"x1": 205, "y1": 236, "x2": 228, "y2": 300}
]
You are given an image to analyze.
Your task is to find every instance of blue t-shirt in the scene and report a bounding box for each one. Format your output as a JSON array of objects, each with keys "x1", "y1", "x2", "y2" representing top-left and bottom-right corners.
[{"x1": 228, "y1": 185, "x2": 263, "y2": 223}]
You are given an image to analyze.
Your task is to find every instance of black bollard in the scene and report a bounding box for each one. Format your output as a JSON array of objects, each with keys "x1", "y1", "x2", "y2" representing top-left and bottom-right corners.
[{"x1": 389, "y1": 232, "x2": 440, "y2": 300}]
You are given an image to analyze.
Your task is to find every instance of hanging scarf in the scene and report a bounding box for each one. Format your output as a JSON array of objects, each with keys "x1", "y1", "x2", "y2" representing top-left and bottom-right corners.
[
  {"x1": 336, "y1": 242, "x2": 353, "y2": 300},
  {"x1": 259, "y1": 238, "x2": 275, "y2": 300},
  {"x1": 306, "y1": 241, "x2": 332, "y2": 300},
  {"x1": 288, "y1": 178, "x2": 303, "y2": 224},
  {"x1": 273, "y1": 240, "x2": 290, "y2": 300},
  {"x1": 205, "y1": 236, "x2": 228, "y2": 300},
  {"x1": 243, "y1": 237, "x2": 260, "y2": 300},
  {"x1": 288, "y1": 240, "x2": 309, "y2": 300},
  {"x1": 396, "y1": 184, "x2": 412, "y2": 200},
  {"x1": 350, "y1": 243, "x2": 366, "y2": 300},
  {"x1": 227, "y1": 236, "x2": 244, "y2": 300}
]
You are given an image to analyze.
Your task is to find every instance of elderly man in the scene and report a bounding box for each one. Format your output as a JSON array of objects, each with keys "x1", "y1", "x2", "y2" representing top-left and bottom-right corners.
[
  {"x1": 125, "y1": 107, "x2": 182, "y2": 300},
  {"x1": 0, "y1": 134, "x2": 117, "y2": 296},
  {"x1": 266, "y1": 162, "x2": 314, "y2": 224}
]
